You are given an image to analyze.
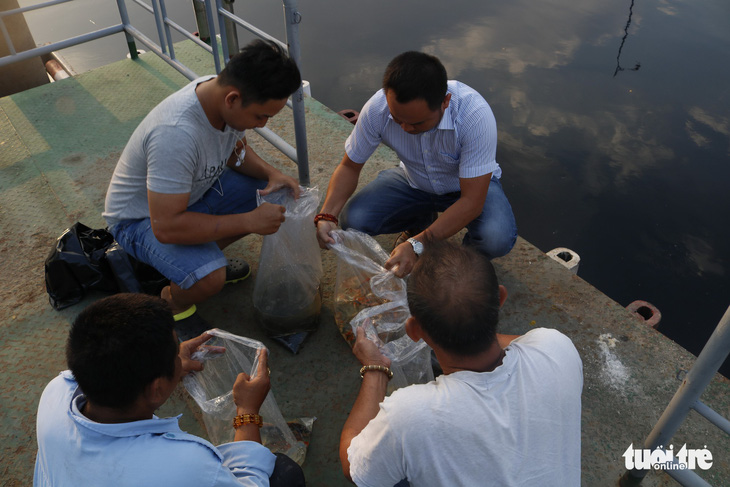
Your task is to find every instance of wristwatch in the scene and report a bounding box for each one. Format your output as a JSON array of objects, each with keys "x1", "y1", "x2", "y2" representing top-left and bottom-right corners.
[{"x1": 407, "y1": 237, "x2": 424, "y2": 256}]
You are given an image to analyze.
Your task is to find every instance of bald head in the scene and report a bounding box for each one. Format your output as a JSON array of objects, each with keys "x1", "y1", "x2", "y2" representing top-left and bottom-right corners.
[{"x1": 407, "y1": 241, "x2": 500, "y2": 356}]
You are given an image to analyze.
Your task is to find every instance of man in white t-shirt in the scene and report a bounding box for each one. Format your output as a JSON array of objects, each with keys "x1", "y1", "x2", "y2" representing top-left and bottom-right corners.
[
  {"x1": 103, "y1": 40, "x2": 302, "y2": 339},
  {"x1": 339, "y1": 241, "x2": 583, "y2": 487}
]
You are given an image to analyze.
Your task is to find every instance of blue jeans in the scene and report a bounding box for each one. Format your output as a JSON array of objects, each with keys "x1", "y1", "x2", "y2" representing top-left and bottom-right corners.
[
  {"x1": 110, "y1": 169, "x2": 266, "y2": 290},
  {"x1": 340, "y1": 167, "x2": 517, "y2": 259}
]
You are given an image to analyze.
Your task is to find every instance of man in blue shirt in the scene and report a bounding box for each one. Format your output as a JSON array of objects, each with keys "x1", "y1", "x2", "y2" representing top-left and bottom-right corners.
[
  {"x1": 34, "y1": 293, "x2": 304, "y2": 487},
  {"x1": 315, "y1": 51, "x2": 517, "y2": 277}
]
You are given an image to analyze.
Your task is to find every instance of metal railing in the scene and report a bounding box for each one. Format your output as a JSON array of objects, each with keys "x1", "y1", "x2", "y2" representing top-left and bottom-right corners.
[
  {"x1": 620, "y1": 305, "x2": 730, "y2": 486},
  {"x1": 0, "y1": 0, "x2": 310, "y2": 185},
  {"x1": 0, "y1": 0, "x2": 126, "y2": 66}
]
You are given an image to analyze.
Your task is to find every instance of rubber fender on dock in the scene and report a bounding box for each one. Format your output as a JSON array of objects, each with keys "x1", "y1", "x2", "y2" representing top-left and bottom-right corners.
[
  {"x1": 626, "y1": 300, "x2": 662, "y2": 329},
  {"x1": 337, "y1": 109, "x2": 359, "y2": 124},
  {"x1": 546, "y1": 247, "x2": 580, "y2": 274},
  {"x1": 44, "y1": 59, "x2": 69, "y2": 81}
]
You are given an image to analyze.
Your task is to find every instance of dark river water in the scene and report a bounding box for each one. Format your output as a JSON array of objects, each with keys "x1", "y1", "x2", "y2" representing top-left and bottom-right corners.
[{"x1": 22, "y1": 0, "x2": 730, "y2": 375}]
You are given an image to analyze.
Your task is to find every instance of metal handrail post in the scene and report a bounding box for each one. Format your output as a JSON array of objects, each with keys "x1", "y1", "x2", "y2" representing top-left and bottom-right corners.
[
  {"x1": 282, "y1": 0, "x2": 309, "y2": 185},
  {"x1": 213, "y1": 0, "x2": 231, "y2": 62},
  {"x1": 115, "y1": 0, "x2": 140, "y2": 59},
  {"x1": 221, "y1": 0, "x2": 239, "y2": 56},
  {"x1": 621, "y1": 305, "x2": 730, "y2": 485},
  {"x1": 148, "y1": 0, "x2": 168, "y2": 54},
  {"x1": 203, "y1": 0, "x2": 222, "y2": 73},
  {"x1": 0, "y1": 19, "x2": 13, "y2": 56},
  {"x1": 157, "y1": 0, "x2": 177, "y2": 60}
]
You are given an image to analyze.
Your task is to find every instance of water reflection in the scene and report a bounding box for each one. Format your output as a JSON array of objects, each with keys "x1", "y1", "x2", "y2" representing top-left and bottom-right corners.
[{"x1": 614, "y1": 0, "x2": 641, "y2": 77}]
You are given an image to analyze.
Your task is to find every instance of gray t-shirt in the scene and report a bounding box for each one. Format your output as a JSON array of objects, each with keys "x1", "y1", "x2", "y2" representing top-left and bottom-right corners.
[{"x1": 103, "y1": 76, "x2": 244, "y2": 227}]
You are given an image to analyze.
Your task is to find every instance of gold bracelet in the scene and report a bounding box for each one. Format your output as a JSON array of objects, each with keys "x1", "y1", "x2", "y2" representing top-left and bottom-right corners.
[
  {"x1": 232, "y1": 413, "x2": 263, "y2": 429},
  {"x1": 360, "y1": 364, "x2": 393, "y2": 380}
]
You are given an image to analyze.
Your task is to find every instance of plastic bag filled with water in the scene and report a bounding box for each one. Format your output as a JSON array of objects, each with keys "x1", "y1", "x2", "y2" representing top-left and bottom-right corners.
[{"x1": 252, "y1": 186, "x2": 322, "y2": 353}]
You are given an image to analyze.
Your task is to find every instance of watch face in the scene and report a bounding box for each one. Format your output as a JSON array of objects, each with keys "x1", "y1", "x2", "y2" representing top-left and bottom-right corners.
[{"x1": 407, "y1": 237, "x2": 424, "y2": 255}]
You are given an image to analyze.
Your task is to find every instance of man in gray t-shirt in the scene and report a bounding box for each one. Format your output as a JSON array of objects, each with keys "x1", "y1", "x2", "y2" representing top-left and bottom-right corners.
[{"x1": 103, "y1": 40, "x2": 302, "y2": 338}]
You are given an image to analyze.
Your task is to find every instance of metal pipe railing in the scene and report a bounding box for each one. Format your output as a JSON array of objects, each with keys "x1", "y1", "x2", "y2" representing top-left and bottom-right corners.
[
  {"x1": 282, "y1": 0, "x2": 309, "y2": 185},
  {"x1": 692, "y1": 400, "x2": 730, "y2": 435},
  {"x1": 0, "y1": 24, "x2": 125, "y2": 68},
  {"x1": 215, "y1": 6, "x2": 285, "y2": 50},
  {"x1": 114, "y1": 0, "x2": 141, "y2": 59},
  {"x1": 128, "y1": 0, "x2": 210, "y2": 54},
  {"x1": 123, "y1": 24, "x2": 197, "y2": 80},
  {"x1": 620, "y1": 305, "x2": 730, "y2": 486},
  {"x1": 0, "y1": 0, "x2": 73, "y2": 19},
  {"x1": 0, "y1": 0, "x2": 74, "y2": 56},
  {"x1": 157, "y1": 0, "x2": 176, "y2": 59},
  {"x1": 220, "y1": 0, "x2": 239, "y2": 59},
  {"x1": 201, "y1": 0, "x2": 222, "y2": 75}
]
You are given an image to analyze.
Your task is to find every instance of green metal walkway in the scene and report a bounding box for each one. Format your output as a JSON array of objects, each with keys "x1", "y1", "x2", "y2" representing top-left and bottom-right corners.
[{"x1": 1, "y1": 42, "x2": 728, "y2": 486}]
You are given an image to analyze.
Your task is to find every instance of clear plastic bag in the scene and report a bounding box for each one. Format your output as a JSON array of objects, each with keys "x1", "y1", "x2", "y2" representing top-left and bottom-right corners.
[
  {"x1": 329, "y1": 229, "x2": 434, "y2": 393},
  {"x1": 329, "y1": 229, "x2": 406, "y2": 344},
  {"x1": 182, "y1": 329, "x2": 311, "y2": 465},
  {"x1": 252, "y1": 187, "x2": 322, "y2": 353}
]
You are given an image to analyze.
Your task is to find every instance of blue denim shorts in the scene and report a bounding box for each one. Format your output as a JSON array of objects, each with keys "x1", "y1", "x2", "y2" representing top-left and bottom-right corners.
[{"x1": 110, "y1": 169, "x2": 266, "y2": 290}]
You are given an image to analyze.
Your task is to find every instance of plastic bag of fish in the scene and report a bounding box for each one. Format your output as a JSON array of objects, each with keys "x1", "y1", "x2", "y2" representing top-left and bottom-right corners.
[{"x1": 328, "y1": 229, "x2": 434, "y2": 393}]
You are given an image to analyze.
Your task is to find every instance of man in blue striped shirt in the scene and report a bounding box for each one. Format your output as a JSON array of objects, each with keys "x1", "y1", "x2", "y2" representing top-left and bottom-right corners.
[{"x1": 315, "y1": 51, "x2": 517, "y2": 276}]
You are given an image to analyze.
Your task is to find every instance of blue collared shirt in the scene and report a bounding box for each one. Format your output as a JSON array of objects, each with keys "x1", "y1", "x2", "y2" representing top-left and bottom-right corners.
[
  {"x1": 345, "y1": 80, "x2": 501, "y2": 195},
  {"x1": 34, "y1": 371, "x2": 276, "y2": 487}
]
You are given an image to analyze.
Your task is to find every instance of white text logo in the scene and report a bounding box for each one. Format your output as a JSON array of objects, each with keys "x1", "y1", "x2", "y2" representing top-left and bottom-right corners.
[{"x1": 623, "y1": 443, "x2": 713, "y2": 471}]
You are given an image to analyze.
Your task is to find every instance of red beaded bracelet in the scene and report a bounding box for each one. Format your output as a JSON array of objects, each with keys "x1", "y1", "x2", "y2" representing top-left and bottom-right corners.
[{"x1": 314, "y1": 213, "x2": 339, "y2": 226}]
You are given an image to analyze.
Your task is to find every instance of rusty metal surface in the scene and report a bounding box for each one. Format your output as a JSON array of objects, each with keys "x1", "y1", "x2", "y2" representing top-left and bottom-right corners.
[{"x1": 0, "y1": 41, "x2": 727, "y2": 486}]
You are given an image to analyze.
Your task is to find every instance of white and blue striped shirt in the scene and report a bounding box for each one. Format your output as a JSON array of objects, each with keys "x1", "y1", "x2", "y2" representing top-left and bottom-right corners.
[{"x1": 345, "y1": 80, "x2": 501, "y2": 195}]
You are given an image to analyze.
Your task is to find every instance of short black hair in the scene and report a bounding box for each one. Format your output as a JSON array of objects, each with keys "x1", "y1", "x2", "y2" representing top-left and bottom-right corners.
[
  {"x1": 407, "y1": 241, "x2": 500, "y2": 355},
  {"x1": 217, "y1": 39, "x2": 302, "y2": 107},
  {"x1": 382, "y1": 51, "x2": 448, "y2": 111},
  {"x1": 66, "y1": 294, "x2": 178, "y2": 409}
]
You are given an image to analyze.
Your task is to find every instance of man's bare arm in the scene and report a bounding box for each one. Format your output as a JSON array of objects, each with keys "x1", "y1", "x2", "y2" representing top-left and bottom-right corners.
[
  {"x1": 339, "y1": 329, "x2": 391, "y2": 482},
  {"x1": 418, "y1": 173, "x2": 491, "y2": 242},
  {"x1": 316, "y1": 154, "x2": 364, "y2": 247},
  {"x1": 148, "y1": 190, "x2": 284, "y2": 244},
  {"x1": 339, "y1": 372, "x2": 389, "y2": 482},
  {"x1": 320, "y1": 154, "x2": 364, "y2": 216}
]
